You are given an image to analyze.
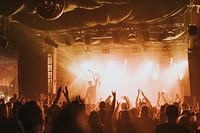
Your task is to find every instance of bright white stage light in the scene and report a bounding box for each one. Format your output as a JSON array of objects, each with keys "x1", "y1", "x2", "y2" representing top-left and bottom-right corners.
[
  {"x1": 171, "y1": 57, "x2": 174, "y2": 64},
  {"x1": 124, "y1": 58, "x2": 128, "y2": 68}
]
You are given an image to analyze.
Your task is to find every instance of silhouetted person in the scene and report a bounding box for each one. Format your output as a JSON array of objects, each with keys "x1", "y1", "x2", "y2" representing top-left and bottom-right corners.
[
  {"x1": 0, "y1": 102, "x2": 22, "y2": 133},
  {"x1": 178, "y1": 115, "x2": 192, "y2": 133},
  {"x1": 85, "y1": 77, "x2": 99, "y2": 104},
  {"x1": 156, "y1": 105, "x2": 190, "y2": 133},
  {"x1": 0, "y1": 104, "x2": 8, "y2": 124},
  {"x1": 17, "y1": 101, "x2": 45, "y2": 133},
  {"x1": 117, "y1": 110, "x2": 136, "y2": 133},
  {"x1": 10, "y1": 93, "x2": 18, "y2": 103},
  {"x1": 159, "y1": 105, "x2": 167, "y2": 124},
  {"x1": 137, "y1": 105, "x2": 156, "y2": 133},
  {"x1": 99, "y1": 91, "x2": 116, "y2": 133},
  {"x1": 51, "y1": 100, "x2": 86, "y2": 133},
  {"x1": 85, "y1": 111, "x2": 104, "y2": 133},
  {"x1": 0, "y1": 101, "x2": 23, "y2": 133}
]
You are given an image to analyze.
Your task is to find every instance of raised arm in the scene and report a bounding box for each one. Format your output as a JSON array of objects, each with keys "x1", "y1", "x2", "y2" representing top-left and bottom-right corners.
[
  {"x1": 175, "y1": 93, "x2": 181, "y2": 103},
  {"x1": 111, "y1": 90, "x2": 116, "y2": 113},
  {"x1": 63, "y1": 86, "x2": 70, "y2": 104},
  {"x1": 141, "y1": 90, "x2": 153, "y2": 109},
  {"x1": 122, "y1": 96, "x2": 132, "y2": 109},
  {"x1": 156, "y1": 91, "x2": 161, "y2": 107},
  {"x1": 94, "y1": 77, "x2": 99, "y2": 88},
  {"x1": 161, "y1": 92, "x2": 167, "y2": 103},
  {"x1": 135, "y1": 89, "x2": 140, "y2": 109},
  {"x1": 52, "y1": 86, "x2": 62, "y2": 106}
]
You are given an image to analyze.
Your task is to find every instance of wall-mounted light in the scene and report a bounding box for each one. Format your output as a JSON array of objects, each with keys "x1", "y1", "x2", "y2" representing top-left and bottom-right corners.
[
  {"x1": 101, "y1": 48, "x2": 110, "y2": 54},
  {"x1": 132, "y1": 47, "x2": 141, "y2": 53},
  {"x1": 128, "y1": 32, "x2": 137, "y2": 41},
  {"x1": 64, "y1": 35, "x2": 71, "y2": 46},
  {"x1": 163, "y1": 45, "x2": 172, "y2": 51},
  {"x1": 75, "y1": 36, "x2": 83, "y2": 42}
]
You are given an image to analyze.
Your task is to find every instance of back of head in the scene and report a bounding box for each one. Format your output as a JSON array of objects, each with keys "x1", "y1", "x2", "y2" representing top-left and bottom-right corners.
[
  {"x1": 181, "y1": 103, "x2": 190, "y2": 111},
  {"x1": 178, "y1": 115, "x2": 190, "y2": 129},
  {"x1": 88, "y1": 111, "x2": 99, "y2": 124},
  {"x1": 48, "y1": 104, "x2": 61, "y2": 121},
  {"x1": 99, "y1": 101, "x2": 106, "y2": 110},
  {"x1": 160, "y1": 105, "x2": 166, "y2": 113},
  {"x1": 0, "y1": 104, "x2": 8, "y2": 118},
  {"x1": 130, "y1": 107, "x2": 139, "y2": 117},
  {"x1": 140, "y1": 105, "x2": 149, "y2": 118},
  {"x1": 121, "y1": 110, "x2": 130, "y2": 122},
  {"x1": 0, "y1": 99, "x2": 5, "y2": 104},
  {"x1": 166, "y1": 105, "x2": 178, "y2": 120},
  {"x1": 17, "y1": 101, "x2": 44, "y2": 133},
  {"x1": 51, "y1": 102, "x2": 85, "y2": 133},
  {"x1": 182, "y1": 110, "x2": 191, "y2": 119}
]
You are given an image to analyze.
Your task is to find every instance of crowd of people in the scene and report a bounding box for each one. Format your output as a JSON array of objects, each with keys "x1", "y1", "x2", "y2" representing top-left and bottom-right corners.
[{"x1": 0, "y1": 86, "x2": 199, "y2": 133}]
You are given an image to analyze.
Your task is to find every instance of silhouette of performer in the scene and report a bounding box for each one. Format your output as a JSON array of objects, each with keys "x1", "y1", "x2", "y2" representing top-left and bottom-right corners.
[{"x1": 86, "y1": 76, "x2": 100, "y2": 104}]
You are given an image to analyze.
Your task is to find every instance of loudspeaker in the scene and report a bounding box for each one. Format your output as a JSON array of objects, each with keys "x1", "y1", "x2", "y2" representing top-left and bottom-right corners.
[
  {"x1": 188, "y1": 51, "x2": 200, "y2": 96},
  {"x1": 188, "y1": 25, "x2": 198, "y2": 36},
  {"x1": 18, "y1": 49, "x2": 48, "y2": 99}
]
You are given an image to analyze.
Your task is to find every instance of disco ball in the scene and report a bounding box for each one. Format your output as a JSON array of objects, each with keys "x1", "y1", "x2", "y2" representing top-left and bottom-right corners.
[{"x1": 36, "y1": 0, "x2": 65, "y2": 20}]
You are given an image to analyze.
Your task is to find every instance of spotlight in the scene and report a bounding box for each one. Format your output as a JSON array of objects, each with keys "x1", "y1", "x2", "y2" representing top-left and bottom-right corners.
[
  {"x1": 132, "y1": 47, "x2": 141, "y2": 53},
  {"x1": 64, "y1": 36, "x2": 71, "y2": 46},
  {"x1": 128, "y1": 32, "x2": 137, "y2": 41},
  {"x1": 75, "y1": 36, "x2": 83, "y2": 42},
  {"x1": 45, "y1": 36, "x2": 58, "y2": 48},
  {"x1": 0, "y1": 37, "x2": 9, "y2": 48},
  {"x1": 101, "y1": 48, "x2": 110, "y2": 54},
  {"x1": 167, "y1": 31, "x2": 175, "y2": 37}
]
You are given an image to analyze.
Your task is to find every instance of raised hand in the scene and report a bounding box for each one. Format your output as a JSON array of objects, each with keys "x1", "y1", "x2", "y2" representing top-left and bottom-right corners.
[
  {"x1": 112, "y1": 90, "x2": 116, "y2": 97},
  {"x1": 62, "y1": 86, "x2": 69, "y2": 98},
  {"x1": 138, "y1": 89, "x2": 141, "y2": 95},
  {"x1": 158, "y1": 91, "x2": 161, "y2": 97},
  {"x1": 57, "y1": 86, "x2": 62, "y2": 98},
  {"x1": 62, "y1": 86, "x2": 70, "y2": 104},
  {"x1": 52, "y1": 86, "x2": 62, "y2": 105},
  {"x1": 161, "y1": 91, "x2": 165, "y2": 96},
  {"x1": 121, "y1": 96, "x2": 127, "y2": 100},
  {"x1": 141, "y1": 90, "x2": 145, "y2": 96},
  {"x1": 117, "y1": 100, "x2": 120, "y2": 106}
]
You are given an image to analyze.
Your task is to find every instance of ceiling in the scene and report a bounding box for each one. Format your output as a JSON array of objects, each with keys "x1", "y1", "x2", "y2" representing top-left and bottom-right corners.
[
  {"x1": 0, "y1": 0, "x2": 198, "y2": 49},
  {"x1": 0, "y1": 0, "x2": 190, "y2": 29}
]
